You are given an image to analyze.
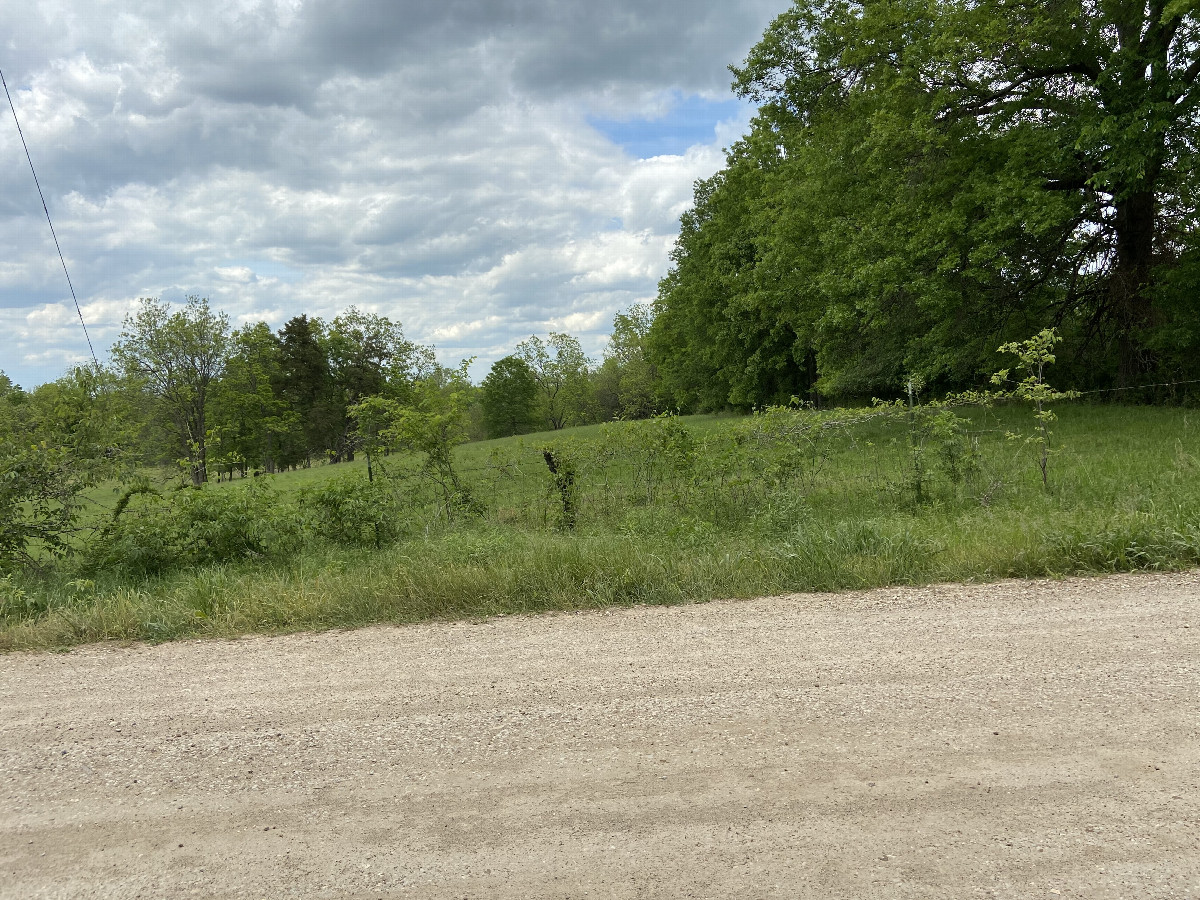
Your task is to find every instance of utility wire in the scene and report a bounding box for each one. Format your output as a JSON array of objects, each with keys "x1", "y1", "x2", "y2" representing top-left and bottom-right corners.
[{"x1": 1, "y1": 63, "x2": 97, "y2": 365}]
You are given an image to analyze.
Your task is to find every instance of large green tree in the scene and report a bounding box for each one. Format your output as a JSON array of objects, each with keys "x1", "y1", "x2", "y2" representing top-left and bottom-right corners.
[
  {"x1": 323, "y1": 308, "x2": 433, "y2": 461},
  {"x1": 210, "y1": 323, "x2": 296, "y2": 476},
  {"x1": 596, "y1": 304, "x2": 664, "y2": 419},
  {"x1": 653, "y1": 0, "x2": 1200, "y2": 401},
  {"x1": 513, "y1": 333, "x2": 595, "y2": 430},
  {"x1": 480, "y1": 355, "x2": 540, "y2": 438},
  {"x1": 276, "y1": 315, "x2": 340, "y2": 467},
  {"x1": 0, "y1": 367, "x2": 130, "y2": 570}
]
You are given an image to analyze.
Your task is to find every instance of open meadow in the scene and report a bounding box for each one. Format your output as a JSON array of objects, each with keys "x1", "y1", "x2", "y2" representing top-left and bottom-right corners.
[{"x1": 2, "y1": 401, "x2": 1198, "y2": 651}]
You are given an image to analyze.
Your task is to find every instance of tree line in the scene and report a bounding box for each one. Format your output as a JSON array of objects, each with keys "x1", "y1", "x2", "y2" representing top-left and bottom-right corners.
[{"x1": 0, "y1": 296, "x2": 665, "y2": 490}]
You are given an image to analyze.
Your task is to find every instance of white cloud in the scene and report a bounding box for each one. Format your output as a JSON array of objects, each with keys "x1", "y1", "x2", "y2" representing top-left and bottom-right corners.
[{"x1": 0, "y1": 0, "x2": 786, "y2": 388}]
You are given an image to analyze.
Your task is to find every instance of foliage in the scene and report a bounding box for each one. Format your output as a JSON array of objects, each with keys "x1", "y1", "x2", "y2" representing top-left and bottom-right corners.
[
  {"x1": 351, "y1": 360, "x2": 480, "y2": 520},
  {"x1": 597, "y1": 304, "x2": 662, "y2": 420},
  {"x1": 0, "y1": 442, "x2": 88, "y2": 572},
  {"x1": 320, "y1": 307, "x2": 434, "y2": 463},
  {"x1": 991, "y1": 328, "x2": 1078, "y2": 488},
  {"x1": 480, "y1": 355, "x2": 540, "y2": 438},
  {"x1": 514, "y1": 333, "x2": 595, "y2": 429},
  {"x1": 112, "y1": 296, "x2": 231, "y2": 484},
  {"x1": 603, "y1": 413, "x2": 697, "y2": 504},
  {"x1": 208, "y1": 323, "x2": 296, "y2": 478},
  {"x1": 6, "y1": 404, "x2": 1200, "y2": 649},
  {"x1": 275, "y1": 314, "x2": 342, "y2": 467},
  {"x1": 651, "y1": 0, "x2": 1200, "y2": 403},
  {"x1": 539, "y1": 442, "x2": 581, "y2": 530},
  {"x1": 302, "y1": 473, "x2": 411, "y2": 549},
  {"x1": 24, "y1": 364, "x2": 139, "y2": 479},
  {"x1": 891, "y1": 378, "x2": 982, "y2": 504},
  {"x1": 326, "y1": 307, "x2": 433, "y2": 404},
  {"x1": 0, "y1": 370, "x2": 121, "y2": 572},
  {"x1": 89, "y1": 479, "x2": 304, "y2": 577}
]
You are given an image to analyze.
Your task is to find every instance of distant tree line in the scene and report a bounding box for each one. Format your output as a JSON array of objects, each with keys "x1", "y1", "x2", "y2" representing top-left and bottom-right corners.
[
  {"x1": 1, "y1": 296, "x2": 665, "y2": 488},
  {"x1": 478, "y1": 304, "x2": 662, "y2": 438}
]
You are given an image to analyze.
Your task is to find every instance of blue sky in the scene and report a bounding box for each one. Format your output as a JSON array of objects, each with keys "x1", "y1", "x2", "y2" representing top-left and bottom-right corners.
[
  {"x1": 0, "y1": 0, "x2": 785, "y2": 390},
  {"x1": 589, "y1": 95, "x2": 754, "y2": 160}
]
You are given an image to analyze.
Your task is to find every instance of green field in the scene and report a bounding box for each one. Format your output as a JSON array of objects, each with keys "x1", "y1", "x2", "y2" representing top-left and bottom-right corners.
[{"x1": 2, "y1": 402, "x2": 1198, "y2": 650}]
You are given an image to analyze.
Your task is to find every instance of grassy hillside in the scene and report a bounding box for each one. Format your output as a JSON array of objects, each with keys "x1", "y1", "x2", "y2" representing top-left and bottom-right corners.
[{"x1": 3, "y1": 403, "x2": 1198, "y2": 650}]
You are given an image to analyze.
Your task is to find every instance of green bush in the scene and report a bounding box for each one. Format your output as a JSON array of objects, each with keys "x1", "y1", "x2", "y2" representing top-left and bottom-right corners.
[
  {"x1": 301, "y1": 472, "x2": 413, "y2": 548},
  {"x1": 90, "y1": 479, "x2": 303, "y2": 576}
]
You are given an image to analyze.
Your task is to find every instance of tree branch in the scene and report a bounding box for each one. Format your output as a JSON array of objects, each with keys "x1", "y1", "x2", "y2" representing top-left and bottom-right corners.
[
  {"x1": 1175, "y1": 55, "x2": 1200, "y2": 96},
  {"x1": 941, "y1": 63, "x2": 1102, "y2": 120}
]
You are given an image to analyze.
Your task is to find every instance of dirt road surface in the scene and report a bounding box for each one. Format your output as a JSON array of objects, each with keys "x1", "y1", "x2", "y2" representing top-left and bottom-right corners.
[{"x1": 2, "y1": 572, "x2": 1199, "y2": 899}]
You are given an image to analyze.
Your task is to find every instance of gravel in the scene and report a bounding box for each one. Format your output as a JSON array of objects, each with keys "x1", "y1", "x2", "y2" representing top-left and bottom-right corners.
[{"x1": 2, "y1": 571, "x2": 1199, "y2": 898}]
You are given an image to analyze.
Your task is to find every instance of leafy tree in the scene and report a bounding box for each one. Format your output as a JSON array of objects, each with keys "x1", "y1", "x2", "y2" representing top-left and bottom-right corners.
[
  {"x1": 210, "y1": 323, "x2": 296, "y2": 477},
  {"x1": 654, "y1": 0, "x2": 1200, "y2": 400},
  {"x1": 26, "y1": 364, "x2": 139, "y2": 480},
  {"x1": 0, "y1": 441, "x2": 87, "y2": 572},
  {"x1": 111, "y1": 297, "x2": 230, "y2": 484},
  {"x1": 649, "y1": 148, "x2": 820, "y2": 408},
  {"x1": 323, "y1": 307, "x2": 433, "y2": 461},
  {"x1": 480, "y1": 355, "x2": 539, "y2": 438},
  {"x1": 385, "y1": 361, "x2": 477, "y2": 517},
  {"x1": 347, "y1": 393, "x2": 393, "y2": 483},
  {"x1": 0, "y1": 369, "x2": 118, "y2": 571},
  {"x1": 756, "y1": 0, "x2": 1200, "y2": 377},
  {"x1": 513, "y1": 333, "x2": 594, "y2": 429},
  {"x1": 599, "y1": 303, "x2": 662, "y2": 420},
  {"x1": 351, "y1": 361, "x2": 477, "y2": 518}
]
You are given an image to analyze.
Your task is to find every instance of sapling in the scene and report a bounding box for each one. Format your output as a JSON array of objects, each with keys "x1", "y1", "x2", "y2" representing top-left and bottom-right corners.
[{"x1": 991, "y1": 329, "x2": 1077, "y2": 488}]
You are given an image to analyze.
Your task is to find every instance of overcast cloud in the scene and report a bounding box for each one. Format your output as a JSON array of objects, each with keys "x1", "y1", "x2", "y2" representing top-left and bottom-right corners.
[{"x1": 0, "y1": 0, "x2": 784, "y2": 388}]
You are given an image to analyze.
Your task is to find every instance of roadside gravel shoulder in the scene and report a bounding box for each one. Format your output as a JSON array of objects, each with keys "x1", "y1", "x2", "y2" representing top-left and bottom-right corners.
[{"x1": 2, "y1": 571, "x2": 1198, "y2": 898}]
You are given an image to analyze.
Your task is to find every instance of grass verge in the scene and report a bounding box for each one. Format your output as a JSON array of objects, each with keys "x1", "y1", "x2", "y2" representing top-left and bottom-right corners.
[{"x1": 3, "y1": 403, "x2": 1198, "y2": 650}]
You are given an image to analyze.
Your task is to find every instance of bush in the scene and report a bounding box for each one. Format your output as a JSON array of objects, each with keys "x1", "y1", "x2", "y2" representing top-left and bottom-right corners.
[
  {"x1": 90, "y1": 479, "x2": 303, "y2": 577},
  {"x1": 301, "y1": 472, "x2": 413, "y2": 548}
]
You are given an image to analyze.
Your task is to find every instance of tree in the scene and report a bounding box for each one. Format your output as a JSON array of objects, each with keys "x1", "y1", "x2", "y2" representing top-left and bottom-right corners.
[
  {"x1": 600, "y1": 303, "x2": 662, "y2": 419},
  {"x1": 351, "y1": 360, "x2": 477, "y2": 518},
  {"x1": 653, "y1": 0, "x2": 1199, "y2": 401},
  {"x1": 210, "y1": 323, "x2": 296, "y2": 477},
  {"x1": 323, "y1": 307, "x2": 434, "y2": 461},
  {"x1": 730, "y1": 0, "x2": 1200, "y2": 386},
  {"x1": 0, "y1": 370, "x2": 111, "y2": 571},
  {"x1": 112, "y1": 296, "x2": 230, "y2": 484},
  {"x1": 276, "y1": 314, "x2": 339, "y2": 468},
  {"x1": 26, "y1": 364, "x2": 138, "y2": 478},
  {"x1": 649, "y1": 151, "x2": 821, "y2": 407},
  {"x1": 513, "y1": 333, "x2": 594, "y2": 429},
  {"x1": 480, "y1": 356, "x2": 539, "y2": 438}
]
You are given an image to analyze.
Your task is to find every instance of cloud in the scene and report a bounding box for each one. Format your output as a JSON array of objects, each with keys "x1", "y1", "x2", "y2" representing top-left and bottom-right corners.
[{"x1": 0, "y1": 0, "x2": 785, "y2": 389}]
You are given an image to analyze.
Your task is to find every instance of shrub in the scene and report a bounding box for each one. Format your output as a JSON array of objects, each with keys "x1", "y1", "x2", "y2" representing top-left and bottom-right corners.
[
  {"x1": 301, "y1": 472, "x2": 412, "y2": 548},
  {"x1": 91, "y1": 479, "x2": 303, "y2": 576}
]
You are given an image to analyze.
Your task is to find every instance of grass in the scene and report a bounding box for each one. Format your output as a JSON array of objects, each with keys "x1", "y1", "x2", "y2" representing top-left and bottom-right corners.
[{"x1": 3, "y1": 402, "x2": 1198, "y2": 651}]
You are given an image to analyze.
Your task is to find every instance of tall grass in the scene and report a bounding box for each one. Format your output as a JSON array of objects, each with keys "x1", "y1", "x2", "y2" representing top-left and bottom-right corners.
[{"x1": 3, "y1": 403, "x2": 1198, "y2": 650}]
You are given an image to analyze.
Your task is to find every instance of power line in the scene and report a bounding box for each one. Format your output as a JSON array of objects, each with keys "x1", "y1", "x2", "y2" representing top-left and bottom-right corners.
[{"x1": 0, "y1": 63, "x2": 97, "y2": 365}]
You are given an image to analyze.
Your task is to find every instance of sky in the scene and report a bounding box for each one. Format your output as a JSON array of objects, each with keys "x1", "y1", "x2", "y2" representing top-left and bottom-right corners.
[{"x1": 0, "y1": 0, "x2": 787, "y2": 390}]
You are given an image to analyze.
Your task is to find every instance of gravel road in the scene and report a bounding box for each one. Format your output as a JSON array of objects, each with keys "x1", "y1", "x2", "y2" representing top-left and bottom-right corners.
[{"x1": 2, "y1": 572, "x2": 1199, "y2": 899}]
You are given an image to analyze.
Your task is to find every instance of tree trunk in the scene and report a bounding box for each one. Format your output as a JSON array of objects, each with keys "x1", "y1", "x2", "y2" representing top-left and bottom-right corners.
[
  {"x1": 1111, "y1": 189, "x2": 1156, "y2": 386},
  {"x1": 192, "y1": 386, "x2": 210, "y2": 485}
]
